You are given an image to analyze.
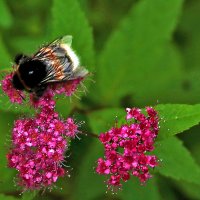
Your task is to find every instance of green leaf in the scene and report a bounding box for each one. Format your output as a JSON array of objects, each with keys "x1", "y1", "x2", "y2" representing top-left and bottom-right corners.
[
  {"x1": 175, "y1": 181, "x2": 200, "y2": 200},
  {"x1": 157, "y1": 176, "x2": 177, "y2": 200},
  {"x1": 51, "y1": 0, "x2": 95, "y2": 68},
  {"x1": 0, "y1": 0, "x2": 13, "y2": 29},
  {"x1": 0, "y1": 111, "x2": 18, "y2": 193},
  {"x1": 156, "y1": 104, "x2": 200, "y2": 140},
  {"x1": 143, "y1": 44, "x2": 183, "y2": 105},
  {"x1": 177, "y1": 1, "x2": 200, "y2": 71},
  {"x1": 174, "y1": 67, "x2": 200, "y2": 105},
  {"x1": 55, "y1": 98, "x2": 72, "y2": 117},
  {"x1": 0, "y1": 37, "x2": 11, "y2": 68},
  {"x1": 71, "y1": 139, "x2": 105, "y2": 200},
  {"x1": 9, "y1": 36, "x2": 45, "y2": 56},
  {"x1": 0, "y1": 95, "x2": 34, "y2": 115},
  {"x1": 172, "y1": 1, "x2": 200, "y2": 104},
  {"x1": 119, "y1": 178, "x2": 161, "y2": 200},
  {"x1": 0, "y1": 194, "x2": 18, "y2": 200},
  {"x1": 155, "y1": 137, "x2": 200, "y2": 185},
  {"x1": 87, "y1": 108, "x2": 125, "y2": 133},
  {"x1": 92, "y1": 0, "x2": 184, "y2": 105},
  {"x1": 22, "y1": 191, "x2": 38, "y2": 200}
]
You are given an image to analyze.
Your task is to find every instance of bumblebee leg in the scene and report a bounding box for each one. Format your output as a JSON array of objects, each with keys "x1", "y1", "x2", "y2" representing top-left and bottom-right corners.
[{"x1": 34, "y1": 85, "x2": 47, "y2": 100}]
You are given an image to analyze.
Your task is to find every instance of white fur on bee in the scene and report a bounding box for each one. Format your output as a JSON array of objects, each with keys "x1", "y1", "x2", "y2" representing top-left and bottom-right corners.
[{"x1": 60, "y1": 44, "x2": 80, "y2": 70}]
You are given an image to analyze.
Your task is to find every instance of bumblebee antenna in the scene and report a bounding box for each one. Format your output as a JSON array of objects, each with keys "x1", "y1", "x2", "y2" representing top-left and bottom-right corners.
[{"x1": 17, "y1": 90, "x2": 26, "y2": 101}]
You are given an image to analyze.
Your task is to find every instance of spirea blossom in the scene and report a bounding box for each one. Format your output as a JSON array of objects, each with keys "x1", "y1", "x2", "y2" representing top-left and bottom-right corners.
[
  {"x1": 7, "y1": 107, "x2": 80, "y2": 190},
  {"x1": 51, "y1": 78, "x2": 83, "y2": 96},
  {"x1": 96, "y1": 107, "x2": 159, "y2": 190},
  {"x1": 30, "y1": 79, "x2": 83, "y2": 110},
  {"x1": 1, "y1": 73, "x2": 84, "y2": 105},
  {"x1": 2, "y1": 71, "x2": 83, "y2": 190},
  {"x1": 1, "y1": 73, "x2": 25, "y2": 104}
]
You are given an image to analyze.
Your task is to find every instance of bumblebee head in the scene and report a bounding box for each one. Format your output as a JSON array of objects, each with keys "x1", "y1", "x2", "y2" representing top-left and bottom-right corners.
[
  {"x1": 12, "y1": 73, "x2": 25, "y2": 90},
  {"x1": 14, "y1": 54, "x2": 29, "y2": 65}
]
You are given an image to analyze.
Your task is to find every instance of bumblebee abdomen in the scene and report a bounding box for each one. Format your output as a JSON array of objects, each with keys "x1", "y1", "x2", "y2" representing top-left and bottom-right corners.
[{"x1": 19, "y1": 60, "x2": 47, "y2": 88}]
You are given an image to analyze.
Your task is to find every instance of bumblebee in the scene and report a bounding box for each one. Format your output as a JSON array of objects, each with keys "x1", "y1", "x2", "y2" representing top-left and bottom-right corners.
[{"x1": 12, "y1": 36, "x2": 88, "y2": 98}]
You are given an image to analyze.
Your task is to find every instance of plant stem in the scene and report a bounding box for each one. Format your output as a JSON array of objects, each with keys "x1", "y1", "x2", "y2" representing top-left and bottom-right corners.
[{"x1": 84, "y1": 132, "x2": 98, "y2": 138}]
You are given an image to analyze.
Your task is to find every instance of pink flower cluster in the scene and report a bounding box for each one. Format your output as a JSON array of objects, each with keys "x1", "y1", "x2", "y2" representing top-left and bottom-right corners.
[
  {"x1": 1, "y1": 73, "x2": 82, "y2": 190},
  {"x1": 1, "y1": 73, "x2": 83, "y2": 104},
  {"x1": 7, "y1": 107, "x2": 79, "y2": 190},
  {"x1": 51, "y1": 78, "x2": 83, "y2": 96},
  {"x1": 96, "y1": 107, "x2": 159, "y2": 190}
]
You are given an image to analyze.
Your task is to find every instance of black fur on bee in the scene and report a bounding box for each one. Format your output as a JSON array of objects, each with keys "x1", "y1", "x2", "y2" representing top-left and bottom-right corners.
[{"x1": 11, "y1": 36, "x2": 88, "y2": 99}]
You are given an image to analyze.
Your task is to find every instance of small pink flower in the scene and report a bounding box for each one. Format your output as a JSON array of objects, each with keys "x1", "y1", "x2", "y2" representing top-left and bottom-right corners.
[
  {"x1": 65, "y1": 118, "x2": 79, "y2": 138},
  {"x1": 96, "y1": 107, "x2": 159, "y2": 190},
  {"x1": 51, "y1": 78, "x2": 83, "y2": 96},
  {"x1": 30, "y1": 88, "x2": 55, "y2": 109},
  {"x1": 1, "y1": 73, "x2": 25, "y2": 104}
]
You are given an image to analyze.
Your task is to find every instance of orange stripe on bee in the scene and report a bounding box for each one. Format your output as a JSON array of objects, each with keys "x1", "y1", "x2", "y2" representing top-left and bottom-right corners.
[{"x1": 40, "y1": 47, "x2": 65, "y2": 80}]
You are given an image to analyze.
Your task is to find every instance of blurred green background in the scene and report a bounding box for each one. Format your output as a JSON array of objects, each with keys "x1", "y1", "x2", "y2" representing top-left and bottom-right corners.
[{"x1": 1, "y1": 0, "x2": 200, "y2": 199}]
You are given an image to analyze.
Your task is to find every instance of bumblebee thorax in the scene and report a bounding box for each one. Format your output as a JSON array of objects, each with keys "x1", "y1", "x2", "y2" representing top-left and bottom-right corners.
[{"x1": 18, "y1": 59, "x2": 47, "y2": 88}]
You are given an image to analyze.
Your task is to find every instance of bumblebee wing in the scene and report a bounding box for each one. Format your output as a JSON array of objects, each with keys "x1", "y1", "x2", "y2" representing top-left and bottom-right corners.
[
  {"x1": 33, "y1": 35, "x2": 72, "y2": 59},
  {"x1": 33, "y1": 36, "x2": 88, "y2": 84},
  {"x1": 51, "y1": 35, "x2": 73, "y2": 47}
]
